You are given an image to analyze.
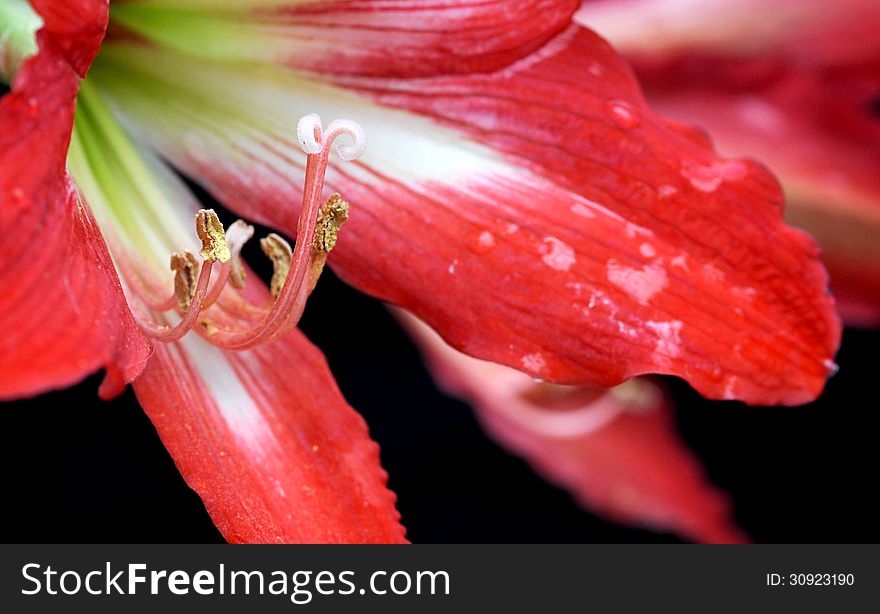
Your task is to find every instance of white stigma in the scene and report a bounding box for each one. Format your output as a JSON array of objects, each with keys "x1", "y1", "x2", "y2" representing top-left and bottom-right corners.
[{"x1": 296, "y1": 113, "x2": 324, "y2": 155}]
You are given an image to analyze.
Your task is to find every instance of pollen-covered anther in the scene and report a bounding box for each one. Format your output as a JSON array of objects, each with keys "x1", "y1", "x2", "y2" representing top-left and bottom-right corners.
[
  {"x1": 169, "y1": 251, "x2": 199, "y2": 312},
  {"x1": 260, "y1": 233, "x2": 292, "y2": 300},
  {"x1": 314, "y1": 193, "x2": 349, "y2": 253},
  {"x1": 308, "y1": 194, "x2": 349, "y2": 293},
  {"x1": 195, "y1": 209, "x2": 231, "y2": 263}
]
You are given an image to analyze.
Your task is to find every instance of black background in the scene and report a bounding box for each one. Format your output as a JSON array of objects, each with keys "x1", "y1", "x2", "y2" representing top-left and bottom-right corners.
[{"x1": 1, "y1": 198, "x2": 878, "y2": 543}]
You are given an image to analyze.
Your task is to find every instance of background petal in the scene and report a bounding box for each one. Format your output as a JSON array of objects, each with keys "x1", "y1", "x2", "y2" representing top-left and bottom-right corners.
[
  {"x1": 399, "y1": 310, "x2": 746, "y2": 543},
  {"x1": 0, "y1": 0, "x2": 150, "y2": 400},
  {"x1": 575, "y1": 0, "x2": 880, "y2": 66}
]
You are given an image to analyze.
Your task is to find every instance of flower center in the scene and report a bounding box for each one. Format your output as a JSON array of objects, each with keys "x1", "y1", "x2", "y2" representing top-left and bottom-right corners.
[
  {"x1": 2, "y1": 2, "x2": 367, "y2": 350},
  {"x1": 137, "y1": 114, "x2": 363, "y2": 350}
]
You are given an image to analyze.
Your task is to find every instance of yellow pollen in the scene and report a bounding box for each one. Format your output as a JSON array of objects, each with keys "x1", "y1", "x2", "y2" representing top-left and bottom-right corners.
[
  {"x1": 260, "y1": 233, "x2": 292, "y2": 300},
  {"x1": 314, "y1": 193, "x2": 349, "y2": 253},
  {"x1": 196, "y1": 209, "x2": 231, "y2": 263},
  {"x1": 169, "y1": 251, "x2": 199, "y2": 312}
]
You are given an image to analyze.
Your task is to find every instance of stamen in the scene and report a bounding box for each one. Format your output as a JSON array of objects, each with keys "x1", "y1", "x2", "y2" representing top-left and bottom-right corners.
[
  {"x1": 170, "y1": 251, "x2": 199, "y2": 312},
  {"x1": 196, "y1": 209, "x2": 231, "y2": 263},
  {"x1": 128, "y1": 117, "x2": 363, "y2": 349},
  {"x1": 132, "y1": 209, "x2": 228, "y2": 342},
  {"x1": 136, "y1": 259, "x2": 214, "y2": 342},
  {"x1": 309, "y1": 193, "x2": 349, "y2": 293},
  {"x1": 199, "y1": 114, "x2": 366, "y2": 350},
  {"x1": 260, "y1": 233, "x2": 292, "y2": 300}
]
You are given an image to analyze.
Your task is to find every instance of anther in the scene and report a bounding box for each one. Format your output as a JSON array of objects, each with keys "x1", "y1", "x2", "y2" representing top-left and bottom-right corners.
[
  {"x1": 169, "y1": 251, "x2": 199, "y2": 312},
  {"x1": 314, "y1": 193, "x2": 349, "y2": 253},
  {"x1": 309, "y1": 193, "x2": 349, "y2": 293},
  {"x1": 260, "y1": 233, "x2": 292, "y2": 300},
  {"x1": 196, "y1": 209, "x2": 231, "y2": 263}
]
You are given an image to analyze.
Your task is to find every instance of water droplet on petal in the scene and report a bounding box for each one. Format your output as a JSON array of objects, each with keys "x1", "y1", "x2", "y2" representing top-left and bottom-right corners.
[
  {"x1": 467, "y1": 230, "x2": 496, "y2": 254},
  {"x1": 605, "y1": 99, "x2": 641, "y2": 129},
  {"x1": 681, "y1": 160, "x2": 748, "y2": 193},
  {"x1": 657, "y1": 184, "x2": 678, "y2": 199},
  {"x1": 26, "y1": 97, "x2": 39, "y2": 118}
]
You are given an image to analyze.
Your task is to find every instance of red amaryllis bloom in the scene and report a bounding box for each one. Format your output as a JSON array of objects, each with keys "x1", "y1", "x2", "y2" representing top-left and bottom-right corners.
[
  {"x1": 577, "y1": 0, "x2": 880, "y2": 325},
  {"x1": 1, "y1": 0, "x2": 841, "y2": 542}
]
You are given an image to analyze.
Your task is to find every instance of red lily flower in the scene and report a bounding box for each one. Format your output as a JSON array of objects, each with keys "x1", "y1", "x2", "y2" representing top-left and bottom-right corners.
[
  {"x1": 577, "y1": 0, "x2": 880, "y2": 325},
  {"x1": 1, "y1": 0, "x2": 841, "y2": 543}
]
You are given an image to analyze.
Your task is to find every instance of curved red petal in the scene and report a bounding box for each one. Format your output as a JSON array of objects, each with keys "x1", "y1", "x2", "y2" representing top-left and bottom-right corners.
[
  {"x1": 112, "y1": 0, "x2": 579, "y2": 78},
  {"x1": 0, "y1": 0, "x2": 150, "y2": 400},
  {"x1": 133, "y1": 284, "x2": 407, "y2": 543},
  {"x1": 328, "y1": 27, "x2": 841, "y2": 405},
  {"x1": 400, "y1": 310, "x2": 746, "y2": 543},
  {"x1": 620, "y1": 54, "x2": 880, "y2": 325},
  {"x1": 92, "y1": 27, "x2": 840, "y2": 405},
  {"x1": 30, "y1": 0, "x2": 110, "y2": 76},
  {"x1": 261, "y1": 0, "x2": 580, "y2": 77}
]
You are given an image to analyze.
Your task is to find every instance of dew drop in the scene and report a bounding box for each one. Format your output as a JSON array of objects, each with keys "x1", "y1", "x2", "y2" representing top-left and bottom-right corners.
[
  {"x1": 657, "y1": 185, "x2": 678, "y2": 199},
  {"x1": 681, "y1": 160, "x2": 748, "y2": 193},
  {"x1": 467, "y1": 230, "x2": 496, "y2": 254},
  {"x1": 605, "y1": 99, "x2": 641, "y2": 129}
]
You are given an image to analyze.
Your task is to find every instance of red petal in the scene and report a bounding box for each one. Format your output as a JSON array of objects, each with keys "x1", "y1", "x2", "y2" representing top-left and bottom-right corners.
[
  {"x1": 94, "y1": 28, "x2": 840, "y2": 405},
  {"x1": 576, "y1": 0, "x2": 880, "y2": 67},
  {"x1": 335, "y1": 28, "x2": 840, "y2": 404},
  {"x1": 132, "y1": 280, "x2": 406, "y2": 544},
  {"x1": 400, "y1": 310, "x2": 746, "y2": 543},
  {"x1": 112, "y1": 0, "x2": 580, "y2": 78},
  {"x1": 30, "y1": 0, "x2": 110, "y2": 76},
  {"x1": 611, "y1": 53, "x2": 880, "y2": 325},
  {"x1": 262, "y1": 0, "x2": 580, "y2": 77},
  {"x1": 0, "y1": 0, "x2": 150, "y2": 400}
]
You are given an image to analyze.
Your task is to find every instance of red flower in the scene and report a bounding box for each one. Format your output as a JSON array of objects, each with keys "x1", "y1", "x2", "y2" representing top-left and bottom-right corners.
[{"x1": 1, "y1": 0, "x2": 840, "y2": 542}]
